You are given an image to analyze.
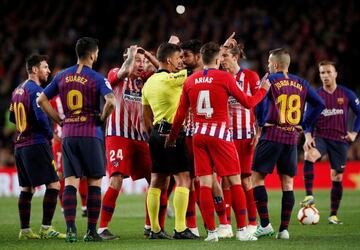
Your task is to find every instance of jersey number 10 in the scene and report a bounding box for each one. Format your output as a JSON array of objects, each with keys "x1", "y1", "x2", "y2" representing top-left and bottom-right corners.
[{"x1": 13, "y1": 102, "x2": 27, "y2": 132}]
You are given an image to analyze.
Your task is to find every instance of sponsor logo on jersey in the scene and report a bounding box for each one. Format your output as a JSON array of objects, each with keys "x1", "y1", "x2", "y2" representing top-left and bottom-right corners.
[{"x1": 321, "y1": 108, "x2": 344, "y2": 117}]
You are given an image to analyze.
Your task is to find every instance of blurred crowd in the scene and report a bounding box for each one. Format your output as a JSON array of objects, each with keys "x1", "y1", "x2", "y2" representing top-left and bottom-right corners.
[{"x1": 0, "y1": 0, "x2": 359, "y2": 166}]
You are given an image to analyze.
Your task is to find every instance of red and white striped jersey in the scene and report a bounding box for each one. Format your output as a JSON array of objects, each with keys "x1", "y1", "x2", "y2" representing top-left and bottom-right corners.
[
  {"x1": 229, "y1": 68, "x2": 260, "y2": 139},
  {"x1": 169, "y1": 69, "x2": 267, "y2": 142},
  {"x1": 106, "y1": 68, "x2": 152, "y2": 140},
  {"x1": 193, "y1": 121, "x2": 232, "y2": 141},
  {"x1": 185, "y1": 109, "x2": 195, "y2": 136},
  {"x1": 50, "y1": 95, "x2": 65, "y2": 138}
]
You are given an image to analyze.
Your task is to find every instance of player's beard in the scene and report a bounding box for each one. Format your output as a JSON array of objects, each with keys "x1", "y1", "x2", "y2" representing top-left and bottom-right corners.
[
  {"x1": 185, "y1": 60, "x2": 197, "y2": 69},
  {"x1": 39, "y1": 77, "x2": 49, "y2": 86}
]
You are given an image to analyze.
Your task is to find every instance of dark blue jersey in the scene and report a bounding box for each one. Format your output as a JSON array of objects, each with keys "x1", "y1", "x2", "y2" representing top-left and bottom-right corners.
[
  {"x1": 9, "y1": 80, "x2": 52, "y2": 148},
  {"x1": 257, "y1": 72, "x2": 324, "y2": 145},
  {"x1": 43, "y1": 64, "x2": 113, "y2": 139},
  {"x1": 304, "y1": 84, "x2": 360, "y2": 142}
]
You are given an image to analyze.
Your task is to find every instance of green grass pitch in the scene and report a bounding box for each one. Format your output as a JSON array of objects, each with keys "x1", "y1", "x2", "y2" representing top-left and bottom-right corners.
[{"x1": 0, "y1": 190, "x2": 359, "y2": 250}]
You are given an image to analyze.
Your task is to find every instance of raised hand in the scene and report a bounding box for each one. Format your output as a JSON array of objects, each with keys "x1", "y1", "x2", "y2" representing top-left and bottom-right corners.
[
  {"x1": 168, "y1": 35, "x2": 180, "y2": 45},
  {"x1": 260, "y1": 73, "x2": 270, "y2": 91},
  {"x1": 128, "y1": 45, "x2": 138, "y2": 57},
  {"x1": 223, "y1": 32, "x2": 237, "y2": 48}
]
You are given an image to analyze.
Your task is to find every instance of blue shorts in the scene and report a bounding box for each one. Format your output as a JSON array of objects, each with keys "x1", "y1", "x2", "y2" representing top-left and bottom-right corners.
[
  {"x1": 62, "y1": 137, "x2": 106, "y2": 178},
  {"x1": 15, "y1": 143, "x2": 59, "y2": 187},
  {"x1": 252, "y1": 139, "x2": 298, "y2": 177},
  {"x1": 315, "y1": 137, "x2": 348, "y2": 173}
]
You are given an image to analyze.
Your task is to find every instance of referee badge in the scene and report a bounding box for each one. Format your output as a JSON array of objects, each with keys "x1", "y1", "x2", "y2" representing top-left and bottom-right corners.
[{"x1": 337, "y1": 98, "x2": 344, "y2": 105}]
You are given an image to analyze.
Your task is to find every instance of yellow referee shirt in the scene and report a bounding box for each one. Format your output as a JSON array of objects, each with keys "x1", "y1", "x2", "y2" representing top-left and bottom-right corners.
[{"x1": 142, "y1": 69, "x2": 187, "y2": 125}]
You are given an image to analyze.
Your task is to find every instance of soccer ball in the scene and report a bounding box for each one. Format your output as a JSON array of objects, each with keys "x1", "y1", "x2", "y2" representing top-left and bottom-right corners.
[{"x1": 297, "y1": 206, "x2": 320, "y2": 225}]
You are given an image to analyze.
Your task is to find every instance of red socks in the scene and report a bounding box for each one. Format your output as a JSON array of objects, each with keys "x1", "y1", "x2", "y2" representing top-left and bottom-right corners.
[
  {"x1": 99, "y1": 187, "x2": 119, "y2": 228},
  {"x1": 199, "y1": 186, "x2": 215, "y2": 230},
  {"x1": 231, "y1": 184, "x2": 247, "y2": 228}
]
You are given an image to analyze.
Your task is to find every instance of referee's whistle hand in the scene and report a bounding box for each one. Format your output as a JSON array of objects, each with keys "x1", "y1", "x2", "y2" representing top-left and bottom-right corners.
[{"x1": 164, "y1": 135, "x2": 176, "y2": 148}]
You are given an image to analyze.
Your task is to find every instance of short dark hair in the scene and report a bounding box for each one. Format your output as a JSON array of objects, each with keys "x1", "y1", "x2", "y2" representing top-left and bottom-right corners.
[
  {"x1": 180, "y1": 39, "x2": 202, "y2": 54},
  {"x1": 269, "y1": 48, "x2": 290, "y2": 67},
  {"x1": 26, "y1": 54, "x2": 48, "y2": 74},
  {"x1": 318, "y1": 60, "x2": 336, "y2": 69},
  {"x1": 156, "y1": 43, "x2": 181, "y2": 63},
  {"x1": 200, "y1": 42, "x2": 220, "y2": 65},
  {"x1": 75, "y1": 37, "x2": 99, "y2": 60},
  {"x1": 269, "y1": 48, "x2": 289, "y2": 57}
]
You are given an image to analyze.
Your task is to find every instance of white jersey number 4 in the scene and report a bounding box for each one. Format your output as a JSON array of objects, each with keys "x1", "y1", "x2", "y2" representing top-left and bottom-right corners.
[{"x1": 196, "y1": 90, "x2": 214, "y2": 118}]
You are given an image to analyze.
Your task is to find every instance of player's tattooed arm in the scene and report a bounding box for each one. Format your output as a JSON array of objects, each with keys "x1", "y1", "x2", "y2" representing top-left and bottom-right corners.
[
  {"x1": 141, "y1": 48, "x2": 159, "y2": 69},
  {"x1": 117, "y1": 45, "x2": 138, "y2": 80},
  {"x1": 100, "y1": 93, "x2": 116, "y2": 122}
]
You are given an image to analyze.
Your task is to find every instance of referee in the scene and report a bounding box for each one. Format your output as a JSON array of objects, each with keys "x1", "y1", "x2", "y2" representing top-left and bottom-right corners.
[{"x1": 142, "y1": 42, "x2": 197, "y2": 240}]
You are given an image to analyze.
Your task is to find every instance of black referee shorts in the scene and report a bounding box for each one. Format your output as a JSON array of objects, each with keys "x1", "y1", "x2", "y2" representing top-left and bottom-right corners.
[
  {"x1": 15, "y1": 143, "x2": 59, "y2": 187},
  {"x1": 148, "y1": 129, "x2": 190, "y2": 175}
]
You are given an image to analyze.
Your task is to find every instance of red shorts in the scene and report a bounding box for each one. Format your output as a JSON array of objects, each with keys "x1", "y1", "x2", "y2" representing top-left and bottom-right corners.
[
  {"x1": 193, "y1": 134, "x2": 240, "y2": 177},
  {"x1": 52, "y1": 139, "x2": 63, "y2": 173},
  {"x1": 105, "y1": 136, "x2": 151, "y2": 180},
  {"x1": 234, "y1": 139, "x2": 255, "y2": 178}
]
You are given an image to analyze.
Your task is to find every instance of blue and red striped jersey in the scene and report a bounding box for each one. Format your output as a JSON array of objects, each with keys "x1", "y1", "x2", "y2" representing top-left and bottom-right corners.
[
  {"x1": 9, "y1": 80, "x2": 52, "y2": 148},
  {"x1": 304, "y1": 84, "x2": 360, "y2": 142},
  {"x1": 257, "y1": 72, "x2": 324, "y2": 145},
  {"x1": 43, "y1": 64, "x2": 113, "y2": 139}
]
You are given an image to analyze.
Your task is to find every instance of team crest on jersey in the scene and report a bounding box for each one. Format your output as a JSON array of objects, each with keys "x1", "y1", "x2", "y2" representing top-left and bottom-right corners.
[
  {"x1": 337, "y1": 98, "x2": 344, "y2": 105},
  {"x1": 135, "y1": 78, "x2": 143, "y2": 88},
  {"x1": 112, "y1": 160, "x2": 119, "y2": 167}
]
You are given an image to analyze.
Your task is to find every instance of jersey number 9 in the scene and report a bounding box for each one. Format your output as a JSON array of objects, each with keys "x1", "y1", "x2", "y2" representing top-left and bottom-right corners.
[{"x1": 67, "y1": 90, "x2": 83, "y2": 115}]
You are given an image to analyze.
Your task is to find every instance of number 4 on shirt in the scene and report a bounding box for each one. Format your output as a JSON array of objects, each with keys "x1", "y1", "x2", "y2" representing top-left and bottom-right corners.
[{"x1": 197, "y1": 90, "x2": 214, "y2": 118}]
